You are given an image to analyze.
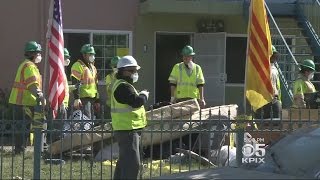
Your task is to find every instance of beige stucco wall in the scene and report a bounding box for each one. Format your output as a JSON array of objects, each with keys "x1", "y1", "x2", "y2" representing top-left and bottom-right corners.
[{"x1": 134, "y1": 14, "x2": 247, "y2": 105}]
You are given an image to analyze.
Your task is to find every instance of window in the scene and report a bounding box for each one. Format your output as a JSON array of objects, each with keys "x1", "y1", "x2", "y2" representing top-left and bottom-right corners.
[{"x1": 64, "y1": 30, "x2": 132, "y2": 84}]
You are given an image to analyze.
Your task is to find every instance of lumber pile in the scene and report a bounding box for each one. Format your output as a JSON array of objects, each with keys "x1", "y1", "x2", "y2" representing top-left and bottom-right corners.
[{"x1": 48, "y1": 99, "x2": 202, "y2": 154}]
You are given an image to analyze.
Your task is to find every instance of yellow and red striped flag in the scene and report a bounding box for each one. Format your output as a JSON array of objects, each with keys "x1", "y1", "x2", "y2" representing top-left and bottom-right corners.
[{"x1": 245, "y1": 0, "x2": 273, "y2": 111}]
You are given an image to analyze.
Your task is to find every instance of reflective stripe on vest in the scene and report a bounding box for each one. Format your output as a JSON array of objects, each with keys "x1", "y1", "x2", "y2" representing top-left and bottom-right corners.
[
  {"x1": 63, "y1": 76, "x2": 69, "y2": 106},
  {"x1": 106, "y1": 73, "x2": 116, "y2": 106},
  {"x1": 111, "y1": 79, "x2": 147, "y2": 130},
  {"x1": 72, "y1": 60, "x2": 98, "y2": 98},
  {"x1": 9, "y1": 60, "x2": 41, "y2": 105},
  {"x1": 78, "y1": 60, "x2": 97, "y2": 85},
  {"x1": 176, "y1": 63, "x2": 200, "y2": 99}
]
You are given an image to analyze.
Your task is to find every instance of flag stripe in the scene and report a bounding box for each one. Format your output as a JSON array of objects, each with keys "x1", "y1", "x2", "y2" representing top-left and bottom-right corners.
[
  {"x1": 248, "y1": 48, "x2": 273, "y2": 93},
  {"x1": 252, "y1": 13, "x2": 268, "y2": 52},
  {"x1": 48, "y1": 0, "x2": 65, "y2": 118},
  {"x1": 249, "y1": 33, "x2": 272, "y2": 91},
  {"x1": 250, "y1": 32, "x2": 269, "y2": 76},
  {"x1": 245, "y1": 0, "x2": 273, "y2": 111}
]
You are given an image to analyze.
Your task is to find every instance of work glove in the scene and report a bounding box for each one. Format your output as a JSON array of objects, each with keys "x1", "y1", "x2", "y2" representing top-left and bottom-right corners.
[
  {"x1": 199, "y1": 99, "x2": 206, "y2": 109},
  {"x1": 37, "y1": 92, "x2": 46, "y2": 110},
  {"x1": 139, "y1": 90, "x2": 149, "y2": 100},
  {"x1": 73, "y1": 99, "x2": 82, "y2": 109},
  {"x1": 59, "y1": 103, "x2": 68, "y2": 112},
  {"x1": 170, "y1": 96, "x2": 176, "y2": 104}
]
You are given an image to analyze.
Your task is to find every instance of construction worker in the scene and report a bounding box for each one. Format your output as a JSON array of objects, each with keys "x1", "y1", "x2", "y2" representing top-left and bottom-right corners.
[
  {"x1": 71, "y1": 44, "x2": 100, "y2": 119},
  {"x1": 292, "y1": 59, "x2": 317, "y2": 108},
  {"x1": 8, "y1": 41, "x2": 46, "y2": 154},
  {"x1": 254, "y1": 45, "x2": 282, "y2": 119},
  {"x1": 168, "y1": 45, "x2": 206, "y2": 108},
  {"x1": 106, "y1": 56, "x2": 120, "y2": 108},
  {"x1": 111, "y1": 55, "x2": 149, "y2": 179}
]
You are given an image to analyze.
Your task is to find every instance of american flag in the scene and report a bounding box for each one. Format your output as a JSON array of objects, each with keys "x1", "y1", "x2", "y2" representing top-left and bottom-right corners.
[{"x1": 47, "y1": 0, "x2": 66, "y2": 118}]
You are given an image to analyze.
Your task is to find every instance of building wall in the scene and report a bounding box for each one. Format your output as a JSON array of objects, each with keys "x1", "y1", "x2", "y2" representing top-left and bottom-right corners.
[
  {"x1": 2, "y1": 0, "x2": 276, "y2": 108},
  {"x1": 134, "y1": 14, "x2": 247, "y2": 105},
  {"x1": 0, "y1": 0, "x2": 138, "y2": 91}
]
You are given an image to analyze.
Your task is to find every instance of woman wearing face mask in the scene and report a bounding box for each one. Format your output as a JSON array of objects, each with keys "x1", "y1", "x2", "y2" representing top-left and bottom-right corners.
[
  {"x1": 292, "y1": 59, "x2": 317, "y2": 108},
  {"x1": 70, "y1": 44, "x2": 100, "y2": 119},
  {"x1": 111, "y1": 55, "x2": 149, "y2": 180},
  {"x1": 168, "y1": 45, "x2": 206, "y2": 108},
  {"x1": 8, "y1": 41, "x2": 45, "y2": 154}
]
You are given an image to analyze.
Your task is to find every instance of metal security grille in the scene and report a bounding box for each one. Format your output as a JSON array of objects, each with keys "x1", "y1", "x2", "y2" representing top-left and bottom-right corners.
[{"x1": 0, "y1": 104, "x2": 318, "y2": 179}]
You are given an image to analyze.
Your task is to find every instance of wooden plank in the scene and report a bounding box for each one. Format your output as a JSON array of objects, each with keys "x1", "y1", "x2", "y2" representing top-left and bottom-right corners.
[
  {"x1": 48, "y1": 99, "x2": 201, "y2": 155},
  {"x1": 141, "y1": 104, "x2": 238, "y2": 146},
  {"x1": 147, "y1": 99, "x2": 200, "y2": 120}
]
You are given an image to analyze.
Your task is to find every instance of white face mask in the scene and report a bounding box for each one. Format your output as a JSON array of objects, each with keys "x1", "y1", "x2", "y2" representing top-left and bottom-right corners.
[
  {"x1": 34, "y1": 55, "x2": 42, "y2": 64},
  {"x1": 131, "y1": 72, "x2": 139, "y2": 83},
  {"x1": 113, "y1": 68, "x2": 118, "y2": 73},
  {"x1": 64, "y1": 59, "x2": 70, "y2": 66},
  {"x1": 308, "y1": 72, "x2": 314, "y2": 80},
  {"x1": 187, "y1": 61, "x2": 194, "y2": 69},
  {"x1": 88, "y1": 55, "x2": 95, "y2": 63}
]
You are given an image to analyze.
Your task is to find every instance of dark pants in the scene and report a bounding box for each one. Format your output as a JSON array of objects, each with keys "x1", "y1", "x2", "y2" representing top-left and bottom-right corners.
[
  {"x1": 11, "y1": 105, "x2": 32, "y2": 154},
  {"x1": 47, "y1": 106, "x2": 67, "y2": 143},
  {"x1": 254, "y1": 100, "x2": 282, "y2": 119},
  {"x1": 113, "y1": 130, "x2": 142, "y2": 180}
]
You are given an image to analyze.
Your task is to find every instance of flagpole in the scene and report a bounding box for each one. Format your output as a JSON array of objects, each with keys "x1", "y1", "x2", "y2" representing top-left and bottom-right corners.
[
  {"x1": 243, "y1": 0, "x2": 252, "y2": 115},
  {"x1": 34, "y1": 1, "x2": 54, "y2": 179},
  {"x1": 237, "y1": 0, "x2": 254, "y2": 168}
]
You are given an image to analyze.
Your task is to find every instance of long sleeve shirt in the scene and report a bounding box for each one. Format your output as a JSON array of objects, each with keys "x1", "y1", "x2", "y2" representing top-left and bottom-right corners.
[{"x1": 114, "y1": 74, "x2": 147, "y2": 108}]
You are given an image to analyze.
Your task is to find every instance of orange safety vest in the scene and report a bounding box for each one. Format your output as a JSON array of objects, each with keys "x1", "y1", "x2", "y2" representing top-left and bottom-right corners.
[
  {"x1": 71, "y1": 60, "x2": 98, "y2": 98},
  {"x1": 9, "y1": 59, "x2": 42, "y2": 106}
]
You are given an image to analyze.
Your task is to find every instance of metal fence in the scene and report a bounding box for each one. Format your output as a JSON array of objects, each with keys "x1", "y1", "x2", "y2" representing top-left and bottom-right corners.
[{"x1": 0, "y1": 103, "x2": 319, "y2": 179}]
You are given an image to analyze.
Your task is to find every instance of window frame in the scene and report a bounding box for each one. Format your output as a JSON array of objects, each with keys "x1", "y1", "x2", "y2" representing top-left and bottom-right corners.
[{"x1": 64, "y1": 29, "x2": 133, "y2": 85}]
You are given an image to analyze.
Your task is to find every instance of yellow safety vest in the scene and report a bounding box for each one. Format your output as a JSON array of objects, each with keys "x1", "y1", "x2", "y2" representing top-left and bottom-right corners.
[
  {"x1": 293, "y1": 78, "x2": 316, "y2": 95},
  {"x1": 71, "y1": 60, "x2": 98, "y2": 98},
  {"x1": 168, "y1": 62, "x2": 205, "y2": 99},
  {"x1": 111, "y1": 79, "x2": 147, "y2": 130},
  {"x1": 105, "y1": 72, "x2": 116, "y2": 106},
  {"x1": 277, "y1": 76, "x2": 281, "y2": 102},
  {"x1": 63, "y1": 73, "x2": 69, "y2": 106},
  {"x1": 9, "y1": 59, "x2": 42, "y2": 106}
]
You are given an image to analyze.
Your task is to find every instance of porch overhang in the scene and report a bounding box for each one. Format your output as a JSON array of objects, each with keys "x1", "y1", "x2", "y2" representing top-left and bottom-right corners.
[{"x1": 139, "y1": 0, "x2": 244, "y2": 15}]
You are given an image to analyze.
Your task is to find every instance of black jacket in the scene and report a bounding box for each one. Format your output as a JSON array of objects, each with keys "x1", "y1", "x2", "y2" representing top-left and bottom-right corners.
[{"x1": 113, "y1": 74, "x2": 147, "y2": 108}]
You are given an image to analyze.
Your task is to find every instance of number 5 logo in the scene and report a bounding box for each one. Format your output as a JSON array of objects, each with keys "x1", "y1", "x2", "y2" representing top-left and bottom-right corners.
[{"x1": 242, "y1": 144, "x2": 265, "y2": 157}]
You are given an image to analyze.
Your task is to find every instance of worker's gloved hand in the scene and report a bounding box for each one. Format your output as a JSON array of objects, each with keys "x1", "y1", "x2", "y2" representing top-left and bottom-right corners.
[
  {"x1": 60, "y1": 103, "x2": 68, "y2": 112},
  {"x1": 37, "y1": 92, "x2": 46, "y2": 109},
  {"x1": 139, "y1": 90, "x2": 149, "y2": 100},
  {"x1": 73, "y1": 99, "x2": 82, "y2": 109},
  {"x1": 170, "y1": 96, "x2": 176, "y2": 104},
  {"x1": 199, "y1": 99, "x2": 206, "y2": 109}
]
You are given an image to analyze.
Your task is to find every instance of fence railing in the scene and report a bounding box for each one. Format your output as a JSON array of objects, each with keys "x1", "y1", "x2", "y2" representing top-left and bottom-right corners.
[{"x1": 0, "y1": 102, "x2": 319, "y2": 179}]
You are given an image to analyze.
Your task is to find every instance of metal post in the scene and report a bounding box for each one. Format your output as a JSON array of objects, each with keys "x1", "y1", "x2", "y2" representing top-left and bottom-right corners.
[
  {"x1": 33, "y1": 99, "x2": 45, "y2": 179},
  {"x1": 33, "y1": 128, "x2": 42, "y2": 179},
  {"x1": 236, "y1": 128, "x2": 244, "y2": 167}
]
